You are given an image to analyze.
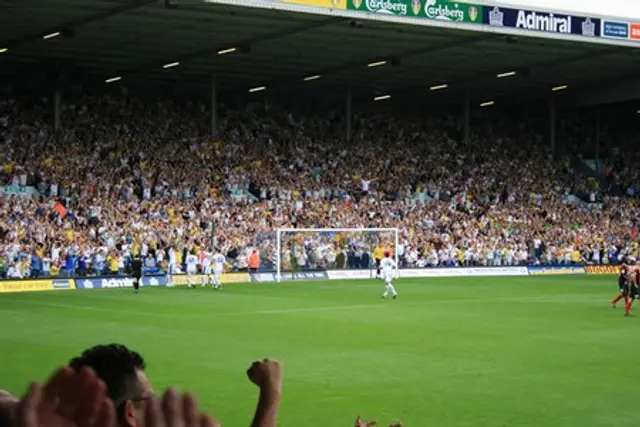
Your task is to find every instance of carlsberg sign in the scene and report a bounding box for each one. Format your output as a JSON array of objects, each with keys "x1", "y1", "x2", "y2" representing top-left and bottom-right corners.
[
  {"x1": 356, "y1": 0, "x2": 408, "y2": 15},
  {"x1": 347, "y1": 0, "x2": 482, "y2": 22},
  {"x1": 424, "y1": 0, "x2": 463, "y2": 21}
]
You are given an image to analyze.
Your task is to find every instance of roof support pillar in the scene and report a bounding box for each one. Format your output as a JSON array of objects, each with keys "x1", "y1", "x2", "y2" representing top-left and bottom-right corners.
[
  {"x1": 54, "y1": 89, "x2": 61, "y2": 130},
  {"x1": 463, "y1": 97, "x2": 470, "y2": 146},
  {"x1": 549, "y1": 97, "x2": 556, "y2": 155},
  {"x1": 345, "y1": 90, "x2": 352, "y2": 142},
  {"x1": 210, "y1": 75, "x2": 218, "y2": 139},
  {"x1": 595, "y1": 109, "x2": 601, "y2": 174}
]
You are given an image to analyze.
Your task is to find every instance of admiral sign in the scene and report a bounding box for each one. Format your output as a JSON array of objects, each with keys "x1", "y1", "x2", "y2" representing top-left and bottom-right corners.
[{"x1": 483, "y1": 6, "x2": 600, "y2": 37}]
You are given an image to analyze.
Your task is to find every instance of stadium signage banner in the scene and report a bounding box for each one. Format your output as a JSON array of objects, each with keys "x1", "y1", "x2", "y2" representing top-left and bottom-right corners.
[
  {"x1": 401, "y1": 267, "x2": 529, "y2": 277},
  {"x1": 171, "y1": 273, "x2": 250, "y2": 286},
  {"x1": 0, "y1": 185, "x2": 40, "y2": 197},
  {"x1": 327, "y1": 270, "x2": 371, "y2": 280},
  {"x1": 483, "y1": 6, "x2": 600, "y2": 37},
  {"x1": 631, "y1": 23, "x2": 640, "y2": 40},
  {"x1": 75, "y1": 276, "x2": 168, "y2": 289},
  {"x1": 585, "y1": 266, "x2": 619, "y2": 275},
  {"x1": 0, "y1": 279, "x2": 75, "y2": 293},
  {"x1": 282, "y1": 0, "x2": 346, "y2": 9},
  {"x1": 250, "y1": 271, "x2": 329, "y2": 282},
  {"x1": 346, "y1": 0, "x2": 482, "y2": 23},
  {"x1": 602, "y1": 21, "x2": 629, "y2": 39},
  {"x1": 527, "y1": 265, "x2": 586, "y2": 275},
  {"x1": 77, "y1": 278, "x2": 135, "y2": 289},
  {"x1": 327, "y1": 267, "x2": 528, "y2": 280}
]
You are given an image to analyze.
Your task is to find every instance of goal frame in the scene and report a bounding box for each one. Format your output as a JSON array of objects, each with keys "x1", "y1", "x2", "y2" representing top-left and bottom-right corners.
[{"x1": 275, "y1": 227, "x2": 399, "y2": 282}]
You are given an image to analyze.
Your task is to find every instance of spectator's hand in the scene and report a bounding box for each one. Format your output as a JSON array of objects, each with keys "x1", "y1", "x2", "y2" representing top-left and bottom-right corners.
[
  {"x1": 147, "y1": 388, "x2": 220, "y2": 427},
  {"x1": 17, "y1": 367, "x2": 112, "y2": 427},
  {"x1": 246, "y1": 359, "x2": 282, "y2": 394},
  {"x1": 354, "y1": 416, "x2": 376, "y2": 427},
  {"x1": 354, "y1": 416, "x2": 402, "y2": 427}
]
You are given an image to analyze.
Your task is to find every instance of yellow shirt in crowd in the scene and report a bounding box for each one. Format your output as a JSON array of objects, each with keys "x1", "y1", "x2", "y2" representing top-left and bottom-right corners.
[
  {"x1": 108, "y1": 256, "x2": 119, "y2": 272},
  {"x1": 571, "y1": 250, "x2": 581, "y2": 263}
]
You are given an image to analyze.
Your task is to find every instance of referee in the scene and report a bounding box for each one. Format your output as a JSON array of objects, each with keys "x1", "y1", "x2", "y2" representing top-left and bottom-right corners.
[{"x1": 131, "y1": 255, "x2": 143, "y2": 293}]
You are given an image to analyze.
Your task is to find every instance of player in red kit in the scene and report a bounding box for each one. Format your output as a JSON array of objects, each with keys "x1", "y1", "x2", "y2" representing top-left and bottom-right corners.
[
  {"x1": 628, "y1": 264, "x2": 640, "y2": 316},
  {"x1": 610, "y1": 263, "x2": 630, "y2": 309}
]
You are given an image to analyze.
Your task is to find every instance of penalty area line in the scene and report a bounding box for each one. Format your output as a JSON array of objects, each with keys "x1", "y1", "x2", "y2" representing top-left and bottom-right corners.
[{"x1": 0, "y1": 299, "x2": 386, "y2": 319}]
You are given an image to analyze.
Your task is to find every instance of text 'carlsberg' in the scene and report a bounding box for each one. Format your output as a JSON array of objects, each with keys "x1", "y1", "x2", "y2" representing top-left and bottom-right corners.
[{"x1": 516, "y1": 11, "x2": 571, "y2": 33}]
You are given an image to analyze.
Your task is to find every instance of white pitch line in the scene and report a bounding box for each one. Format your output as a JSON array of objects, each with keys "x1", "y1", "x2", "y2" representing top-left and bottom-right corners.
[
  {"x1": 251, "y1": 304, "x2": 383, "y2": 315},
  {"x1": 0, "y1": 294, "x2": 598, "y2": 320},
  {"x1": 0, "y1": 299, "x2": 386, "y2": 319}
]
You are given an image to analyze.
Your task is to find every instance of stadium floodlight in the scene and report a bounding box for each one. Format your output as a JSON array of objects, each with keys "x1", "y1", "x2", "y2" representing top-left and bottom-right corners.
[
  {"x1": 249, "y1": 86, "x2": 266, "y2": 93},
  {"x1": 217, "y1": 47, "x2": 236, "y2": 55},
  {"x1": 552, "y1": 85, "x2": 568, "y2": 92},
  {"x1": 105, "y1": 76, "x2": 122, "y2": 84},
  {"x1": 480, "y1": 101, "x2": 495, "y2": 107},
  {"x1": 374, "y1": 94, "x2": 391, "y2": 101},
  {"x1": 367, "y1": 60, "x2": 387, "y2": 68},
  {"x1": 43, "y1": 32, "x2": 61, "y2": 40},
  {"x1": 275, "y1": 228, "x2": 399, "y2": 282},
  {"x1": 497, "y1": 71, "x2": 516, "y2": 78},
  {"x1": 0, "y1": 48, "x2": 7, "y2": 54},
  {"x1": 430, "y1": 84, "x2": 448, "y2": 91},
  {"x1": 163, "y1": 61, "x2": 180, "y2": 69},
  {"x1": 303, "y1": 75, "x2": 321, "y2": 82}
]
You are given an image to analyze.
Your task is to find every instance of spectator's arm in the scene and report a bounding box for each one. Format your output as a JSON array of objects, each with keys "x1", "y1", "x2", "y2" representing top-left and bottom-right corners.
[{"x1": 247, "y1": 359, "x2": 282, "y2": 427}]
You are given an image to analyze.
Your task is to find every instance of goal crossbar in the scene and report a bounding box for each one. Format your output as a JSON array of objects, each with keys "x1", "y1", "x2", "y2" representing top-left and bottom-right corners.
[{"x1": 275, "y1": 227, "x2": 399, "y2": 282}]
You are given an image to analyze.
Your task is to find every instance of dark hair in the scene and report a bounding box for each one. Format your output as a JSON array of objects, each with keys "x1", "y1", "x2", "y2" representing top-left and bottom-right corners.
[{"x1": 69, "y1": 344, "x2": 146, "y2": 406}]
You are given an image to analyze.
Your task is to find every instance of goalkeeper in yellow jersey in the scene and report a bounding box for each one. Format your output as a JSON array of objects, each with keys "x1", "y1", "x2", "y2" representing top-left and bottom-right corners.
[{"x1": 373, "y1": 245, "x2": 385, "y2": 279}]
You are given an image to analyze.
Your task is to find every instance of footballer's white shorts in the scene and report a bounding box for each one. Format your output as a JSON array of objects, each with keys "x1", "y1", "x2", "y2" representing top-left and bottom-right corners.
[
  {"x1": 202, "y1": 266, "x2": 212, "y2": 275},
  {"x1": 214, "y1": 269, "x2": 223, "y2": 278},
  {"x1": 187, "y1": 267, "x2": 197, "y2": 275},
  {"x1": 384, "y1": 273, "x2": 394, "y2": 283}
]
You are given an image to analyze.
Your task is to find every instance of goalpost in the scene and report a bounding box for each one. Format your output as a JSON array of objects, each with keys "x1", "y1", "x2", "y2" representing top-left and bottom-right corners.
[{"x1": 275, "y1": 228, "x2": 399, "y2": 282}]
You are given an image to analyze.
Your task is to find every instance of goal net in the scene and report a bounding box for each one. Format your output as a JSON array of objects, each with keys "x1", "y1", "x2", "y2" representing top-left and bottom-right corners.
[{"x1": 275, "y1": 228, "x2": 399, "y2": 282}]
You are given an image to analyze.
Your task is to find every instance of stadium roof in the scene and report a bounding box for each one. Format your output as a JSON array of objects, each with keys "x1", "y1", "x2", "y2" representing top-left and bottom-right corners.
[{"x1": 1, "y1": 0, "x2": 639, "y2": 107}]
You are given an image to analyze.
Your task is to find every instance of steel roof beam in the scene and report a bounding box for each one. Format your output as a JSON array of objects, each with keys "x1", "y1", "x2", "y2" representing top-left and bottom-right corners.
[{"x1": 0, "y1": 0, "x2": 157, "y2": 50}]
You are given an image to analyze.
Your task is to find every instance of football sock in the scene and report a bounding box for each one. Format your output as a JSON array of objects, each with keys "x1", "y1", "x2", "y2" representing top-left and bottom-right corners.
[{"x1": 612, "y1": 295, "x2": 624, "y2": 304}]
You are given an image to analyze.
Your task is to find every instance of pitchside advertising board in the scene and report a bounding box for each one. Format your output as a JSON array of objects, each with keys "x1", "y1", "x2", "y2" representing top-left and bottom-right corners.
[
  {"x1": 585, "y1": 266, "x2": 619, "y2": 275},
  {"x1": 75, "y1": 274, "x2": 251, "y2": 289},
  {"x1": 169, "y1": 273, "x2": 251, "y2": 286},
  {"x1": 0, "y1": 279, "x2": 75, "y2": 293},
  {"x1": 483, "y1": 6, "x2": 600, "y2": 37},
  {"x1": 346, "y1": 0, "x2": 483, "y2": 23},
  {"x1": 527, "y1": 265, "x2": 587, "y2": 275},
  {"x1": 75, "y1": 276, "x2": 168, "y2": 289}
]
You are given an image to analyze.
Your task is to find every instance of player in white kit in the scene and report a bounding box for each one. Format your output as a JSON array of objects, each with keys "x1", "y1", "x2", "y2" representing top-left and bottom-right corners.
[
  {"x1": 185, "y1": 251, "x2": 198, "y2": 288},
  {"x1": 200, "y1": 251, "x2": 212, "y2": 287},
  {"x1": 167, "y1": 246, "x2": 177, "y2": 287},
  {"x1": 381, "y1": 252, "x2": 398, "y2": 299},
  {"x1": 212, "y1": 251, "x2": 226, "y2": 289}
]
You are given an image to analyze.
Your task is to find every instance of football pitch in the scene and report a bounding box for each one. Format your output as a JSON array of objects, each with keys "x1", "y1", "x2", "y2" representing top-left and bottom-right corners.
[{"x1": 0, "y1": 275, "x2": 637, "y2": 427}]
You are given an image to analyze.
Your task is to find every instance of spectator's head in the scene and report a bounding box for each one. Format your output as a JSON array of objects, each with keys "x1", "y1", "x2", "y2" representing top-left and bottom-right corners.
[{"x1": 69, "y1": 344, "x2": 151, "y2": 427}]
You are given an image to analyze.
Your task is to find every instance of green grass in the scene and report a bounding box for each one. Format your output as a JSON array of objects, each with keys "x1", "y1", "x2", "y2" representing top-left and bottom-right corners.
[{"x1": 0, "y1": 276, "x2": 637, "y2": 427}]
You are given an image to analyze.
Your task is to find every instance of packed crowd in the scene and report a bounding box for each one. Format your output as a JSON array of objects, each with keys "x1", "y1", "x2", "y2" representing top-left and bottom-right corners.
[{"x1": 0, "y1": 91, "x2": 638, "y2": 279}]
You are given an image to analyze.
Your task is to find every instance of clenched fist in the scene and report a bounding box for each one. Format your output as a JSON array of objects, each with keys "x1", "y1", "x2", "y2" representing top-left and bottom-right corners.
[{"x1": 246, "y1": 360, "x2": 282, "y2": 395}]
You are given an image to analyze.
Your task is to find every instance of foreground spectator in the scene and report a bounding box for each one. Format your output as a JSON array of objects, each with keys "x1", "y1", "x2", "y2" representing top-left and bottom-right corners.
[{"x1": 1, "y1": 343, "x2": 283, "y2": 427}]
